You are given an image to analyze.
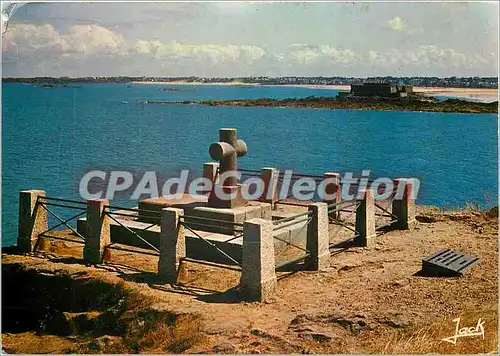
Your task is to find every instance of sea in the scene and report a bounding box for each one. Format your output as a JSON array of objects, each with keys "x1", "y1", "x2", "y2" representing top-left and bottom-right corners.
[{"x1": 1, "y1": 83, "x2": 498, "y2": 246}]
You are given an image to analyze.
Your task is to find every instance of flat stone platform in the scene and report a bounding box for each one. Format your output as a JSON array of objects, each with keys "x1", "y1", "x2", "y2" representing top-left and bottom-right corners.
[
  {"x1": 139, "y1": 195, "x2": 272, "y2": 234},
  {"x1": 138, "y1": 195, "x2": 208, "y2": 222},
  {"x1": 188, "y1": 202, "x2": 272, "y2": 234}
]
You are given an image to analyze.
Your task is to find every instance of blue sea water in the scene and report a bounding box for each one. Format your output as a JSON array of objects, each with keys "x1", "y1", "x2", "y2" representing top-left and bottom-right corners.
[{"x1": 2, "y1": 83, "x2": 498, "y2": 246}]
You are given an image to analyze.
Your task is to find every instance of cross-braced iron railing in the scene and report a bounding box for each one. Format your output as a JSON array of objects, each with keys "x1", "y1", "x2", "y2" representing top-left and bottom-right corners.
[
  {"x1": 272, "y1": 210, "x2": 313, "y2": 270},
  {"x1": 327, "y1": 199, "x2": 361, "y2": 250},
  {"x1": 374, "y1": 187, "x2": 400, "y2": 234},
  {"x1": 103, "y1": 206, "x2": 161, "y2": 256},
  {"x1": 34, "y1": 196, "x2": 87, "y2": 250},
  {"x1": 179, "y1": 215, "x2": 244, "y2": 267},
  {"x1": 275, "y1": 171, "x2": 324, "y2": 203}
]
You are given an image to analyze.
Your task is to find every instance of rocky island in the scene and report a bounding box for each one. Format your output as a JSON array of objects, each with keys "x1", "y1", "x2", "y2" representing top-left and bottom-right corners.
[{"x1": 143, "y1": 96, "x2": 498, "y2": 114}]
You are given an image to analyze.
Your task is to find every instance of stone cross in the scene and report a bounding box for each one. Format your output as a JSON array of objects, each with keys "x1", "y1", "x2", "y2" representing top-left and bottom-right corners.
[{"x1": 209, "y1": 128, "x2": 247, "y2": 187}]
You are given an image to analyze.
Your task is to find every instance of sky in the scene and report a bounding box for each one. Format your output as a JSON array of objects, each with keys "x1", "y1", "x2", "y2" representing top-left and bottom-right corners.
[{"x1": 1, "y1": 1, "x2": 498, "y2": 78}]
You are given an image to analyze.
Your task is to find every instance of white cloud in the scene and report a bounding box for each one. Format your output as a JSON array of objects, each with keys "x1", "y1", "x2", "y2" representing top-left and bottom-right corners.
[
  {"x1": 133, "y1": 40, "x2": 265, "y2": 64},
  {"x1": 365, "y1": 45, "x2": 494, "y2": 70},
  {"x1": 62, "y1": 24, "x2": 126, "y2": 56},
  {"x1": 3, "y1": 23, "x2": 266, "y2": 64},
  {"x1": 386, "y1": 16, "x2": 423, "y2": 35},
  {"x1": 367, "y1": 50, "x2": 379, "y2": 62},
  {"x1": 387, "y1": 16, "x2": 406, "y2": 31},
  {"x1": 2, "y1": 22, "x2": 497, "y2": 77},
  {"x1": 3, "y1": 23, "x2": 126, "y2": 57},
  {"x1": 277, "y1": 44, "x2": 358, "y2": 66}
]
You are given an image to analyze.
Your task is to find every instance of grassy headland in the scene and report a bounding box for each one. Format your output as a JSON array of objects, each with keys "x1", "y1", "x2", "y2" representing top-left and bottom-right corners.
[{"x1": 144, "y1": 96, "x2": 498, "y2": 114}]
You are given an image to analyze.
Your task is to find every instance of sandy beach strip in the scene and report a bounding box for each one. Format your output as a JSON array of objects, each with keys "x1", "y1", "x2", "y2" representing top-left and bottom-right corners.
[
  {"x1": 412, "y1": 87, "x2": 498, "y2": 95},
  {"x1": 413, "y1": 87, "x2": 498, "y2": 102}
]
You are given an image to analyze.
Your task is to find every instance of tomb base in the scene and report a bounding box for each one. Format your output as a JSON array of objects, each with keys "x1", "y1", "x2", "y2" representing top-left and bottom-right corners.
[
  {"x1": 138, "y1": 195, "x2": 207, "y2": 223},
  {"x1": 208, "y1": 184, "x2": 247, "y2": 208},
  {"x1": 189, "y1": 202, "x2": 271, "y2": 234},
  {"x1": 138, "y1": 193, "x2": 271, "y2": 235}
]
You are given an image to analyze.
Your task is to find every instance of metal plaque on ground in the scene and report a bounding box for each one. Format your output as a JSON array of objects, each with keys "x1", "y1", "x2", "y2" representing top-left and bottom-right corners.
[{"x1": 422, "y1": 249, "x2": 480, "y2": 277}]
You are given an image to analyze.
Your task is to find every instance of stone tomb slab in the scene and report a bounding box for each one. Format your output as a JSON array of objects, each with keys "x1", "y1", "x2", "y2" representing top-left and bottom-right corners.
[
  {"x1": 138, "y1": 195, "x2": 208, "y2": 223},
  {"x1": 187, "y1": 202, "x2": 271, "y2": 234}
]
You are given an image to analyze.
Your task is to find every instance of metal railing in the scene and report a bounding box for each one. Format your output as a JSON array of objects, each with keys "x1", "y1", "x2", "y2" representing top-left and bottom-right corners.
[
  {"x1": 104, "y1": 206, "x2": 161, "y2": 254},
  {"x1": 275, "y1": 172, "x2": 324, "y2": 203},
  {"x1": 327, "y1": 199, "x2": 361, "y2": 249},
  {"x1": 374, "y1": 187, "x2": 400, "y2": 234},
  {"x1": 34, "y1": 196, "x2": 87, "y2": 249},
  {"x1": 183, "y1": 215, "x2": 244, "y2": 236},
  {"x1": 179, "y1": 214, "x2": 243, "y2": 267},
  {"x1": 238, "y1": 168, "x2": 326, "y2": 203},
  {"x1": 238, "y1": 168, "x2": 261, "y2": 176},
  {"x1": 272, "y1": 210, "x2": 313, "y2": 270}
]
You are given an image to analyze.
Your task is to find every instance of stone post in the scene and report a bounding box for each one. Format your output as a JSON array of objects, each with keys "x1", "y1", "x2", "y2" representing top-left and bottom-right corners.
[
  {"x1": 392, "y1": 178, "x2": 417, "y2": 229},
  {"x1": 158, "y1": 208, "x2": 185, "y2": 283},
  {"x1": 305, "y1": 203, "x2": 330, "y2": 270},
  {"x1": 240, "y1": 218, "x2": 276, "y2": 301},
  {"x1": 203, "y1": 162, "x2": 219, "y2": 185},
  {"x1": 354, "y1": 189, "x2": 376, "y2": 248},
  {"x1": 203, "y1": 162, "x2": 219, "y2": 195},
  {"x1": 323, "y1": 172, "x2": 341, "y2": 219},
  {"x1": 259, "y1": 167, "x2": 278, "y2": 207},
  {"x1": 83, "y1": 199, "x2": 110, "y2": 264},
  {"x1": 17, "y1": 190, "x2": 47, "y2": 252}
]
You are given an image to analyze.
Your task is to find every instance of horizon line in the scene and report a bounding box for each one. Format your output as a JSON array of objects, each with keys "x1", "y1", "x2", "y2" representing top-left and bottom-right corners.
[{"x1": 3, "y1": 75, "x2": 499, "y2": 79}]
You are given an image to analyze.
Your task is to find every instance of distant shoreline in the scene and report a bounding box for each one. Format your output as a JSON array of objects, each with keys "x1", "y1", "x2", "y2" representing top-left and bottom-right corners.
[
  {"x1": 130, "y1": 81, "x2": 350, "y2": 90},
  {"x1": 5, "y1": 79, "x2": 497, "y2": 102},
  {"x1": 131, "y1": 81, "x2": 498, "y2": 102},
  {"x1": 131, "y1": 80, "x2": 263, "y2": 87}
]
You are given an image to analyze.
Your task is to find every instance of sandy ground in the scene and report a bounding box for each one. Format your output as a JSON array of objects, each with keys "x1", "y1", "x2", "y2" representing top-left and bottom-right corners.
[
  {"x1": 412, "y1": 87, "x2": 498, "y2": 102},
  {"x1": 413, "y1": 87, "x2": 498, "y2": 94},
  {"x1": 2, "y1": 206, "x2": 498, "y2": 354}
]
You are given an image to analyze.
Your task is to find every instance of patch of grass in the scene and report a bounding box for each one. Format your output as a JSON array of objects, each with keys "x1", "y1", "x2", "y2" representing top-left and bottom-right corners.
[
  {"x1": 440, "y1": 190, "x2": 497, "y2": 214},
  {"x1": 123, "y1": 311, "x2": 204, "y2": 353},
  {"x1": 375, "y1": 305, "x2": 498, "y2": 354},
  {"x1": 441, "y1": 199, "x2": 498, "y2": 220},
  {"x1": 122, "y1": 284, "x2": 156, "y2": 311}
]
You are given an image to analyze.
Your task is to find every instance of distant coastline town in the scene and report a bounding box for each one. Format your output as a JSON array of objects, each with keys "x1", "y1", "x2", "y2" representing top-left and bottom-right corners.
[
  {"x1": 4, "y1": 76, "x2": 497, "y2": 113},
  {"x1": 3, "y1": 76, "x2": 498, "y2": 89}
]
